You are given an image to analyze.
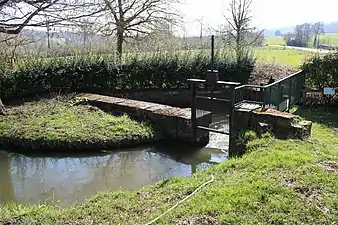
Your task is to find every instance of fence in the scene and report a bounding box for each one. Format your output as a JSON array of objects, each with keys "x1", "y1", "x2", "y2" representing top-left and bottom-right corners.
[{"x1": 234, "y1": 70, "x2": 305, "y2": 111}]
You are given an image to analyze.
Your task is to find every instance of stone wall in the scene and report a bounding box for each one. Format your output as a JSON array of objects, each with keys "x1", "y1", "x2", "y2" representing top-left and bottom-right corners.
[
  {"x1": 79, "y1": 93, "x2": 213, "y2": 146},
  {"x1": 230, "y1": 107, "x2": 312, "y2": 156}
]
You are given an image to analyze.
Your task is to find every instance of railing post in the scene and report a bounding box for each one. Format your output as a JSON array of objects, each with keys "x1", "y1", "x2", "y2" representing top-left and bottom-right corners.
[
  {"x1": 261, "y1": 87, "x2": 265, "y2": 108},
  {"x1": 288, "y1": 77, "x2": 292, "y2": 110},
  {"x1": 229, "y1": 86, "x2": 236, "y2": 157},
  {"x1": 277, "y1": 83, "x2": 281, "y2": 111},
  {"x1": 191, "y1": 82, "x2": 197, "y2": 145}
]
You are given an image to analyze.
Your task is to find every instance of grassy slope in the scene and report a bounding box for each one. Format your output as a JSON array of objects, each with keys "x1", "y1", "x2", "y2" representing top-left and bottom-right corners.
[
  {"x1": 0, "y1": 98, "x2": 155, "y2": 150},
  {"x1": 1, "y1": 107, "x2": 337, "y2": 224}
]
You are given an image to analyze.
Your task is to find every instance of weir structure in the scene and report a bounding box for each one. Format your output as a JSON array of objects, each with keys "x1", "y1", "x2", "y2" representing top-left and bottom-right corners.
[{"x1": 80, "y1": 35, "x2": 307, "y2": 157}]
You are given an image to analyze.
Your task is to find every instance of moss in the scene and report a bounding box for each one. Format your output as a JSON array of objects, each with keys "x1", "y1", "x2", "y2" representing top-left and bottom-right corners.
[{"x1": 0, "y1": 98, "x2": 158, "y2": 151}]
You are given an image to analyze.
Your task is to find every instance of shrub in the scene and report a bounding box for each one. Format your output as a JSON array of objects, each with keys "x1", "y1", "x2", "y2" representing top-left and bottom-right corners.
[
  {"x1": 0, "y1": 50, "x2": 256, "y2": 100},
  {"x1": 301, "y1": 51, "x2": 338, "y2": 90}
]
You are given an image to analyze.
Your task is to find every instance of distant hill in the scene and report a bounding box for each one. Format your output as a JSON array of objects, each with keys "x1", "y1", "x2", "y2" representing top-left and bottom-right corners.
[
  {"x1": 264, "y1": 27, "x2": 295, "y2": 37},
  {"x1": 325, "y1": 21, "x2": 338, "y2": 33},
  {"x1": 264, "y1": 21, "x2": 338, "y2": 37},
  {"x1": 21, "y1": 29, "x2": 106, "y2": 45}
]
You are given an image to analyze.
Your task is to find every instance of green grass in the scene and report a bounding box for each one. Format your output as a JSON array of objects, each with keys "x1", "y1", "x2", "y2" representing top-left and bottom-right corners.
[
  {"x1": 255, "y1": 47, "x2": 314, "y2": 66},
  {"x1": 1, "y1": 106, "x2": 337, "y2": 224},
  {"x1": 0, "y1": 97, "x2": 156, "y2": 151},
  {"x1": 314, "y1": 33, "x2": 338, "y2": 46},
  {"x1": 264, "y1": 36, "x2": 285, "y2": 45},
  {"x1": 129, "y1": 47, "x2": 308, "y2": 66}
]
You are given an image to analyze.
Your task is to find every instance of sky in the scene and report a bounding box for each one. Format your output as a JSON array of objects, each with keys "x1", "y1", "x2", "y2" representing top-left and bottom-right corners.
[{"x1": 179, "y1": 0, "x2": 338, "y2": 36}]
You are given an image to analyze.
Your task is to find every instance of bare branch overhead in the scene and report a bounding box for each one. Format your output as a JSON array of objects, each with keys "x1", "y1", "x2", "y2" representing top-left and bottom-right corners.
[{"x1": 0, "y1": 0, "x2": 103, "y2": 35}]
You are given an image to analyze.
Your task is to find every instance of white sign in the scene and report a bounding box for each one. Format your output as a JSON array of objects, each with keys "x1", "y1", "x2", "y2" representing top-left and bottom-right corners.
[{"x1": 323, "y1": 88, "x2": 336, "y2": 95}]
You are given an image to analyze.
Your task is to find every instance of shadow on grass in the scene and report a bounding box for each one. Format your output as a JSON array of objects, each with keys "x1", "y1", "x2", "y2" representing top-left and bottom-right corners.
[
  {"x1": 293, "y1": 105, "x2": 338, "y2": 129},
  {"x1": 4, "y1": 93, "x2": 78, "y2": 108}
]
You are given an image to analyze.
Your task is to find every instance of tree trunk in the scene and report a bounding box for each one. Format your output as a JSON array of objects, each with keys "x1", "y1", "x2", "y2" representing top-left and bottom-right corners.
[
  {"x1": 235, "y1": 30, "x2": 242, "y2": 64},
  {"x1": 0, "y1": 98, "x2": 6, "y2": 115},
  {"x1": 116, "y1": 30, "x2": 124, "y2": 62}
]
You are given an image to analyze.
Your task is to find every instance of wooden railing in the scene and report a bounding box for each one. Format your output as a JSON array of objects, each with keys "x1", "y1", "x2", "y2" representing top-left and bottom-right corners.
[{"x1": 234, "y1": 70, "x2": 305, "y2": 111}]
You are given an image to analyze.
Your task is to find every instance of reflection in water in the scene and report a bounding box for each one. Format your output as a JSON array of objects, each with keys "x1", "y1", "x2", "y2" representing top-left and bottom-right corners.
[
  {"x1": 0, "y1": 147, "x2": 226, "y2": 206},
  {"x1": 0, "y1": 152, "x2": 14, "y2": 202},
  {"x1": 0, "y1": 115, "x2": 229, "y2": 205}
]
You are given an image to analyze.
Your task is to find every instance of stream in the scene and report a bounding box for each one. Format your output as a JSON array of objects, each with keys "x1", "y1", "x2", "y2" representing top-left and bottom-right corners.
[{"x1": 0, "y1": 116, "x2": 229, "y2": 206}]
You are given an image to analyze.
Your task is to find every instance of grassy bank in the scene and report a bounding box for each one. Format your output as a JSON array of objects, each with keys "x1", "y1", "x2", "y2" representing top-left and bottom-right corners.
[
  {"x1": 1, "y1": 106, "x2": 337, "y2": 224},
  {"x1": 0, "y1": 97, "x2": 156, "y2": 151}
]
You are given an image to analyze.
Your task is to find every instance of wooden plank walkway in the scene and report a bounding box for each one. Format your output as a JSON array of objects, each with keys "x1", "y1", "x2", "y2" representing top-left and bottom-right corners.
[{"x1": 235, "y1": 101, "x2": 262, "y2": 112}]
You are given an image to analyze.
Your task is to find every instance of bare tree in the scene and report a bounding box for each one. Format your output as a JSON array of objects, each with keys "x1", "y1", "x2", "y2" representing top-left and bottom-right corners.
[
  {"x1": 312, "y1": 22, "x2": 324, "y2": 48},
  {"x1": 95, "y1": 0, "x2": 182, "y2": 60},
  {"x1": 3, "y1": 33, "x2": 38, "y2": 65},
  {"x1": 0, "y1": 0, "x2": 103, "y2": 112},
  {"x1": 195, "y1": 16, "x2": 204, "y2": 40},
  {"x1": 303, "y1": 23, "x2": 312, "y2": 46},
  {"x1": 283, "y1": 32, "x2": 294, "y2": 44},
  {"x1": 0, "y1": 0, "x2": 56, "y2": 35},
  {"x1": 76, "y1": 18, "x2": 96, "y2": 47},
  {"x1": 292, "y1": 23, "x2": 312, "y2": 47},
  {"x1": 0, "y1": 0, "x2": 103, "y2": 37},
  {"x1": 224, "y1": 0, "x2": 264, "y2": 62}
]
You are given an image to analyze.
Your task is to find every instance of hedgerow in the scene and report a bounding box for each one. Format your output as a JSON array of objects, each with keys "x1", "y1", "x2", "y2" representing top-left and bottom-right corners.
[{"x1": 0, "y1": 50, "x2": 256, "y2": 100}]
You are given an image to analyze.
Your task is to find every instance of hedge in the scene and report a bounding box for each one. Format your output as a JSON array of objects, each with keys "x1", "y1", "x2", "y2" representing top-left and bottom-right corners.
[
  {"x1": 0, "y1": 51, "x2": 255, "y2": 100},
  {"x1": 301, "y1": 51, "x2": 338, "y2": 90}
]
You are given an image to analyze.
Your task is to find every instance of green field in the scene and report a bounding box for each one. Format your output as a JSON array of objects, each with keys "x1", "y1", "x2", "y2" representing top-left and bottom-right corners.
[
  {"x1": 312, "y1": 33, "x2": 338, "y2": 46},
  {"x1": 124, "y1": 47, "x2": 309, "y2": 67},
  {"x1": 264, "y1": 36, "x2": 285, "y2": 45},
  {"x1": 255, "y1": 47, "x2": 313, "y2": 66}
]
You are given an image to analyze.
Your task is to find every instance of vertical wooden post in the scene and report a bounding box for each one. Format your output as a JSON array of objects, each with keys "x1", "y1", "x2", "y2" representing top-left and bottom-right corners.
[
  {"x1": 229, "y1": 86, "x2": 235, "y2": 138},
  {"x1": 211, "y1": 35, "x2": 215, "y2": 70},
  {"x1": 210, "y1": 35, "x2": 215, "y2": 100},
  {"x1": 229, "y1": 86, "x2": 236, "y2": 157},
  {"x1": 191, "y1": 82, "x2": 197, "y2": 145},
  {"x1": 191, "y1": 164, "x2": 197, "y2": 174},
  {"x1": 277, "y1": 82, "x2": 281, "y2": 111},
  {"x1": 261, "y1": 87, "x2": 266, "y2": 109},
  {"x1": 288, "y1": 78, "x2": 292, "y2": 110}
]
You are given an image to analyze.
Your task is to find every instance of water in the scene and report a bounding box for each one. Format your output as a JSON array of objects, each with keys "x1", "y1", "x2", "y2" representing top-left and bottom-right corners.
[{"x1": 0, "y1": 116, "x2": 229, "y2": 206}]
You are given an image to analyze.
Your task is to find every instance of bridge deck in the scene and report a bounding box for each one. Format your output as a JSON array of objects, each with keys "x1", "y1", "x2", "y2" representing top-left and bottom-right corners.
[{"x1": 235, "y1": 101, "x2": 262, "y2": 112}]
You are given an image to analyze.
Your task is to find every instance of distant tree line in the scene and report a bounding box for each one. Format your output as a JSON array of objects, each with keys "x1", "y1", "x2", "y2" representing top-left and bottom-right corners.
[{"x1": 283, "y1": 22, "x2": 324, "y2": 48}]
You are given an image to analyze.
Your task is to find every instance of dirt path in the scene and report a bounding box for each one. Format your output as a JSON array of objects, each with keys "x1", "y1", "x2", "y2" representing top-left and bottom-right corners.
[{"x1": 269, "y1": 44, "x2": 333, "y2": 53}]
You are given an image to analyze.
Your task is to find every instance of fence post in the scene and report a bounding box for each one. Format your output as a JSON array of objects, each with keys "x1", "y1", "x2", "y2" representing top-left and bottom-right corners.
[{"x1": 191, "y1": 82, "x2": 197, "y2": 145}]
